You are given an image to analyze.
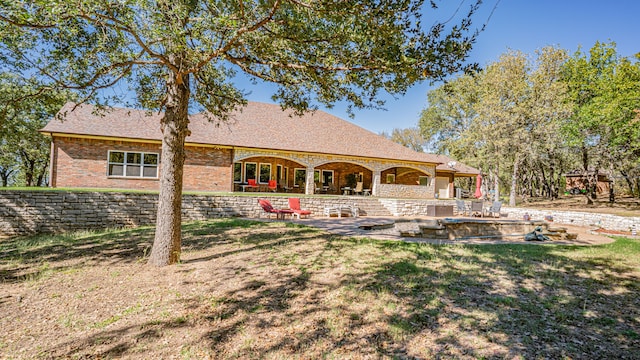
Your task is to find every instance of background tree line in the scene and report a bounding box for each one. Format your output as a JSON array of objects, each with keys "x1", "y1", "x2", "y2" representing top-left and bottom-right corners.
[
  {"x1": 0, "y1": 74, "x2": 71, "y2": 187},
  {"x1": 417, "y1": 41, "x2": 640, "y2": 205}
]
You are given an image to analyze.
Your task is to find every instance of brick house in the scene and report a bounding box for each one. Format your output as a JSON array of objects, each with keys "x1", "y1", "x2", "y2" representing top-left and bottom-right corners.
[{"x1": 41, "y1": 102, "x2": 479, "y2": 198}]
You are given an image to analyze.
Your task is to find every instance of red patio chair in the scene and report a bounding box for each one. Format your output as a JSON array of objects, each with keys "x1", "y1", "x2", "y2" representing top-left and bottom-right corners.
[
  {"x1": 288, "y1": 198, "x2": 311, "y2": 219},
  {"x1": 247, "y1": 179, "x2": 259, "y2": 191},
  {"x1": 258, "y1": 199, "x2": 293, "y2": 220},
  {"x1": 268, "y1": 179, "x2": 278, "y2": 192}
]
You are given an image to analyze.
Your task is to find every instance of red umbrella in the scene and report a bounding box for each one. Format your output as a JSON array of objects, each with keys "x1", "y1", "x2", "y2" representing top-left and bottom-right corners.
[{"x1": 474, "y1": 174, "x2": 483, "y2": 199}]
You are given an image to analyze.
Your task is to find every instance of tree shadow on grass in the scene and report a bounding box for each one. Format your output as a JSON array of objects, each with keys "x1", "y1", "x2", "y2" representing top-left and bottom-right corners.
[
  {"x1": 358, "y1": 239, "x2": 640, "y2": 358},
  {"x1": 8, "y1": 221, "x2": 639, "y2": 358},
  {"x1": 178, "y1": 237, "x2": 640, "y2": 358},
  {"x1": 45, "y1": 313, "x2": 193, "y2": 359},
  {"x1": 0, "y1": 218, "x2": 312, "y2": 284}
]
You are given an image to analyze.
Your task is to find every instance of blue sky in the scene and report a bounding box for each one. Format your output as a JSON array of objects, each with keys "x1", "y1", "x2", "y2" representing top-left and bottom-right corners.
[{"x1": 237, "y1": 0, "x2": 640, "y2": 134}]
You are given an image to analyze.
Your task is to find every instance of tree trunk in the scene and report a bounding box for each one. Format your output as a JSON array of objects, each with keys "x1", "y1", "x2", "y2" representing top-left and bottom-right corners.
[
  {"x1": 620, "y1": 171, "x2": 634, "y2": 196},
  {"x1": 581, "y1": 145, "x2": 593, "y2": 205},
  {"x1": 21, "y1": 152, "x2": 35, "y2": 187},
  {"x1": 491, "y1": 164, "x2": 500, "y2": 202},
  {"x1": 148, "y1": 69, "x2": 191, "y2": 267},
  {"x1": 509, "y1": 153, "x2": 519, "y2": 206},
  {"x1": 0, "y1": 170, "x2": 10, "y2": 186}
]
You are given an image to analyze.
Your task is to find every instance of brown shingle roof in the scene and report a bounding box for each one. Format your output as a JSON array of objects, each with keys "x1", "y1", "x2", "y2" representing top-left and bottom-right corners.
[
  {"x1": 42, "y1": 102, "x2": 478, "y2": 173},
  {"x1": 434, "y1": 154, "x2": 480, "y2": 176}
]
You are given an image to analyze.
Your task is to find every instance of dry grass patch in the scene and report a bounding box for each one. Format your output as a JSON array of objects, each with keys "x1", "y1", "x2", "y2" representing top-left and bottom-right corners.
[{"x1": 1, "y1": 219, "x2": 639, "y2": 359}]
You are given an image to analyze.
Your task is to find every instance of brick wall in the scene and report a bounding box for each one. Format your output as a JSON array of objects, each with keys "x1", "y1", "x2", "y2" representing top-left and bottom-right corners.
[{"x1": 51, "y1": 137, "x2": 232, "y2": 192}]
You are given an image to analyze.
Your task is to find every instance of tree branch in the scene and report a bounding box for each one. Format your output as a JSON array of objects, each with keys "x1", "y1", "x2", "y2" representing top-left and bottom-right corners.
[
  {"x1": 77, "y1": 11, "x2": 177, "y2": 73},
  {"x1": 188, "y1": 0, "x2": 282, "y2": 74},
  {"x1": 226, "y1": 54, "x2": 385, "y2": 73}
]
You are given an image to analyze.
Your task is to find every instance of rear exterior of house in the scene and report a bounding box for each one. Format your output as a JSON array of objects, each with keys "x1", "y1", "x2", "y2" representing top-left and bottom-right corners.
[{"x1": 42, "y1": 102, "x2": 479, "y2": 198}]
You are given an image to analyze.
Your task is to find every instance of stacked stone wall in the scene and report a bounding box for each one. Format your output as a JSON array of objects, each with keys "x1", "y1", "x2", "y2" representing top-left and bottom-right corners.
[
  {"x1": 1, "y1": 191, "x2": 638, "y2": 237},
  {"x1": 378, "y1": 198, "x2": 639, "y2": 233},
  {"x1": 0, "y1": 191, "x2": 386, "y2": 236}
]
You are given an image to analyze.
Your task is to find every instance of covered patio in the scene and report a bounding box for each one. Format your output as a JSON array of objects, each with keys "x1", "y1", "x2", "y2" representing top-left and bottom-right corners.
[{"x1": 232, "y1": 148, "x2": 439, "y2": 198}]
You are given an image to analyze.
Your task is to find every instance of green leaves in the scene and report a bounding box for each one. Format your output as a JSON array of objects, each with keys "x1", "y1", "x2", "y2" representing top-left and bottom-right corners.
[
  {"x1": 420, "y1": 46, "x2": 574, "y2": 200},
  {"x1": 0, "y1": 74, "x2": 73, "y2": 186},
  {"x1": 0, "y1": 0, "x2": 483, "y2": 115},
  {"x1": 561, "y1": 41, "x2": 640, "y2": 192}
]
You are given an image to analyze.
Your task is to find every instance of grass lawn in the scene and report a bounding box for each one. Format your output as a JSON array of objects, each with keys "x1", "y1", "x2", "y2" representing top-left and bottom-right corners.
[{"x1": 1, "y1": 219, "x2": 639, "y2": 359}]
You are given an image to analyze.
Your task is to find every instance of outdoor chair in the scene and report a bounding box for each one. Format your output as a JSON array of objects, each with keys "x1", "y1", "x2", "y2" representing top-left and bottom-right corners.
[
  {"x1": 470, "y1": 200, "x2": 484, "y2": 217},
  {"x1": 247, "y1": 179, "x2": 259, "y2": 191},
  {"x1": 455, "y1": 199, "x2": 469, "y2": 216},
  {"x1": 278, "y1": 179, "x2": 292, "y2": 192},
  {"x1": 353, "y1": 181, "x2": 364, "y2": 195},
  {"x1": 258, "y1": 199, "x2": 293, "y2": 220},
  {"x1": 268, "y1": 179, "x2": 278, "y2": 192},
  {"x1": 486, "y1": 201, "x2": 502, "y2": 218},
  {"x1": 288, "y1": 198, "x2": 312, "y2": 219}
]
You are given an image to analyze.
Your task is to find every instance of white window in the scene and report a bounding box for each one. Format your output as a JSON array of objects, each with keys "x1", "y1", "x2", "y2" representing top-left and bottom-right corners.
[
  {"x1": 259, "y1": 163, "x2": 271, "y2": 183},
  {"x1": 322, "y1": 170, "x2": 334, "y2": 185},
  {"x1": 108, "y1": 151, "x2": 158, "y2": 178},
  {"x1": 233, "y1": 163, "x2": 242, "y2": 183},
  {"x1": 294, "y1": 168, "x2": 306, "y2": 187},
  {"x1": 245, "y1": 162, "x2": 257, "y2": 182}
]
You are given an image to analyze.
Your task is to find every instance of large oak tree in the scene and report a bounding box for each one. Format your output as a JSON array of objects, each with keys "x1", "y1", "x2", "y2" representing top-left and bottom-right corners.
[{"x1": 1, "y1": 0, "x2": 484, "y2": 265}]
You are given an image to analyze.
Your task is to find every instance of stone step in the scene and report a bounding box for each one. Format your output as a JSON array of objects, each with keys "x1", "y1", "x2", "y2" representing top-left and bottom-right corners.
[
  {"x1": 351, "y1": 198, "x2": 392, "y2": 217},
  {"x1": 420, "y1": 228, "x2": 449, "y2": 239},
  {"x1": 541, "y1": 231, "x2": 578, "y2": 241}
]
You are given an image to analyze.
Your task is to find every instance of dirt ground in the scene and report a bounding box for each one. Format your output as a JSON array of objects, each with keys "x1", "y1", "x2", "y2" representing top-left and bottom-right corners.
[{"x1": 1, "y1": 215, "x2": 639, "y2": 359}]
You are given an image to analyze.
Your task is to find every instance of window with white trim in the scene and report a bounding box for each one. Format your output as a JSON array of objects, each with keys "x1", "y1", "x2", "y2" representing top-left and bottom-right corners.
[
  {"x1": 108, "y1": 151, "x2": 158, "y2": 178},
  {"x1": 321, "y1": 170, "x2": 334, "y2": 185},
  {"x1": 418, "y1": 176, "x2": 430, "y2": 186},
  {"x1": 233, "y1": 163, "x2": 242, "y2": 183},
  {"x1": 259, "y1": 163, "x2": 271, "y2": 183},
  {"x1": 294, "y1": 168, "x2": 306, "y2": 187},
  {"x1": 245, "y1": 162, "x2": 257, "y2": 182}
]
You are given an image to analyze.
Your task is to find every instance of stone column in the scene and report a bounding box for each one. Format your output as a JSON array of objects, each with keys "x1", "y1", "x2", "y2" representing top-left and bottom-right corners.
[
  {"x1": 372, "y1": 170, "x2": 381, "y2": 197},
  {"x1": 305, "y1": 166, "x2": 315, "y2": 195}
]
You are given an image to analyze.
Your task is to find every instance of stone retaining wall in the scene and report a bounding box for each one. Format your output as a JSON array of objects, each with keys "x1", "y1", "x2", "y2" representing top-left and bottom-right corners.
[
  {"x1": 502, "y1": 206, "x2": 639, "y2": 234},
  {"x1": 0, "y1": 191, "x2": 381, "y2": 236},
  {"x1": 1, "y1": 191, "x2": 638, "y2": 236},
  {"x1": 378, "y1": 198, "x2": 639, "y2": 233}
]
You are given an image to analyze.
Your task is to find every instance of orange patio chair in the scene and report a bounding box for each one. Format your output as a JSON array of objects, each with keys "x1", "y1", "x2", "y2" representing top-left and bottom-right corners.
[
  {"x1": 288, "y1": 198, "x2": 311, "y2": 219},
  {"x1": 268, "y1": 179, "x2": 278, "y2": 192},
  {"x1": 247, "y1": 179, "x2": 259, "y2": 191}
]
